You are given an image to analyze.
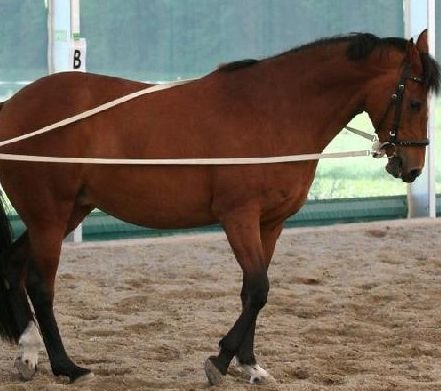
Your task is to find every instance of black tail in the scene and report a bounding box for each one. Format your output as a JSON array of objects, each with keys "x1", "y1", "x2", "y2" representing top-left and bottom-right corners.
[
  {"x1": 0, "y1": 189, "x2": 17, "y2": 342},
  {"x1": 0, "y1": 101, "x2": 18, "y2": 342}
]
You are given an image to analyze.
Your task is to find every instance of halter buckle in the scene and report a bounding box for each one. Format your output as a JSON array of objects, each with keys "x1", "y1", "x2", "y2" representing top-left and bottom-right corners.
[
  {"x1": 371, "y1": 134, "x2": 398, "y2": 159},
  {"x1": 371, "y1": 135, "x2": 387, "y2": 158}
]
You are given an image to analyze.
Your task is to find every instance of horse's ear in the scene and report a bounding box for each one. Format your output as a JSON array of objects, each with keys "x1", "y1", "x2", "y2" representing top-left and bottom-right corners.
[
  {"x1": 405, "y1": 38, "x2": 419, "y2": 64},
  {"x1": 416, "y1": 29, "x2": 429, "y2": 53},
  {"x1": 405, "y1": 37, "x2": 414, "y2": 52}
]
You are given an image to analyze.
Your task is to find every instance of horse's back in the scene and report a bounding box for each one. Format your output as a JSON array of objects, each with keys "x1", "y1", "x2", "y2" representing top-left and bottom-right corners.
[{"x1": 0, "y1": 72, "x2": 146, "y2": 139}]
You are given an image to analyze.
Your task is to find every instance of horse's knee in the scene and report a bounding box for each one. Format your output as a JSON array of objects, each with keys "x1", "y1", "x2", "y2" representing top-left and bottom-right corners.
[
  {"x1": 246, "y1": 274, "x2": 269, "y2": 311},
  {"x1": 248, "y1": 288, "x2": 268, "y2": 310}
]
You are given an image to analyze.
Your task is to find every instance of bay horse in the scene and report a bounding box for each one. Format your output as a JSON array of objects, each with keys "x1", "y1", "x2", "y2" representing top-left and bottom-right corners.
[{"x1": 0, "y1": 30, "x2": 439, "y2": 385}]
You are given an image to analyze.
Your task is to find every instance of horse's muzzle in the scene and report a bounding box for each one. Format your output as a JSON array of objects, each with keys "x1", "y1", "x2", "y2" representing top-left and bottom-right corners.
[
  {"x1": 386, "y1": 156, "x2": 402, "y2": 179},
  {"x1": 402, "y1": 168, "x2": 422, "y2": 183},
  {"x1": 386, "y1": 156, "x2": 422, "y2": 183}
]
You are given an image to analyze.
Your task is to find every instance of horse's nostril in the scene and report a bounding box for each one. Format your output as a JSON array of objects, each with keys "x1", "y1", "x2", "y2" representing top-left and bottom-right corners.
[
  {"x1": 386, "y1": 156, "x2": 402, "y2": 178},
  {"x1": 404, "y1": 168, "x2": 422, "y2": 183},
  {"x1": 410, "y1": 168, "x2": 421, "y2": 178}
]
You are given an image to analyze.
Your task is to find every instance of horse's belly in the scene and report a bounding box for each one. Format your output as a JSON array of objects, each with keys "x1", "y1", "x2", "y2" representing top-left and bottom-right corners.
[{"x1": 84, "y1": 167, "x2": 215, "y2": 229}]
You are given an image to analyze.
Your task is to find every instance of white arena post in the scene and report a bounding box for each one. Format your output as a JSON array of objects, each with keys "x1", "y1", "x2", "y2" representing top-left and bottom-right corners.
[
  {"x1": 47, "y1": 0, "x2": 86, "y2": 242},
  {"x1": 404, "y1": 0, "x2": 437, "y2": 218}
]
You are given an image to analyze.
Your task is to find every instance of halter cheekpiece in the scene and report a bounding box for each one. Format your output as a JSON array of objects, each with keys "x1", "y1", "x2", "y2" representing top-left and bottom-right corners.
[{"x1": 373, "y1": 63, "x2": 429, "y2": 158}]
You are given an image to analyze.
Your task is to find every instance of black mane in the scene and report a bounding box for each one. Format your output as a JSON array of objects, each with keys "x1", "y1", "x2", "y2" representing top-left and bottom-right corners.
[
  {"x1": 218, "y1": 59, "x2": 259, "y2": 72},
  {"x1": 218, "y1": 33, "x2": 440, "y2": 94},
  {"x1": 346, "y1": 33, "x2": 439, "y2": 93},
  {"x1": 346, "y1": 33, "x2": 407, "y2": 58},
  {"x1": 420, "y1": 52, "x2": 440, "y2": 94}
]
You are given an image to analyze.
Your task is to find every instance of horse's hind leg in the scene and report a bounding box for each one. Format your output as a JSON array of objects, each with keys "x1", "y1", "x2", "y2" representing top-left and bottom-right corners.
[
  {"x1": 25, "y1": 205, "x2": 93, "y2": 383},
  {"x1": 1, "y1": 233, "x2": 43, "y2": 380},
  {"x1": 204, "y1": 208, "x2": 270, "y2": 385},
  {"x1": 235, "y1": 222, "x2": 282, "y2": 384}
]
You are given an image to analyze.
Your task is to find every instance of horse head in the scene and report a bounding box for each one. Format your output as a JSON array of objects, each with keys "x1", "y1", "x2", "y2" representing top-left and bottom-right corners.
[{"x1": 363, "y1": 30, "x2": 440, "y2": 183}]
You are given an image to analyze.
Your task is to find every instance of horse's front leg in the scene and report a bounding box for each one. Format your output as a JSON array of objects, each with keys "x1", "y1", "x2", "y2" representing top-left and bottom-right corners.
[
  {"x1": 234, "y1": 295, "x2": 272, "y2": 385},
  {"x1": 204, "y1": 209, "x2": 270, "y2": 385},
  {"x1": 235, "y1": 222, "x2": 283, "y2": 384}
]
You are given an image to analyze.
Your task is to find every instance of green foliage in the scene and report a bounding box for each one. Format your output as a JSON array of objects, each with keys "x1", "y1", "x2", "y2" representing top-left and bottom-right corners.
[{"x1": 309, "y1": 103, "x2": 441, "y2": 199}]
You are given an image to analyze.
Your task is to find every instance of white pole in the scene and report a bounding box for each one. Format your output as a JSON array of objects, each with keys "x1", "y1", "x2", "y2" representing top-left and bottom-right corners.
[
  {"x1": 48, "y1": 0, "x2": 84, "y2": 242},
  {"x1": 426, "y1": 0, "x2": 436, "y2": 217},
  {"x1": 71, "y1": 0, "x2": 80, "y2": 40},
  {"x1": 48, "y1": 0, "x2": 72, "y2": 73},
  {"x1": 405, "y1": 0, "x2": 436, "y2": 218},
  {"x1": 69, "y1": 0, "x2": 83, "y2": 243},
  {"x1": 403, "y1": 0, "x2": 411, "y2": 38}
]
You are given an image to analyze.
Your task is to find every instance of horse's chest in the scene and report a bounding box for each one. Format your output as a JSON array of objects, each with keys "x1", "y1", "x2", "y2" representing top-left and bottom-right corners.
[{"x1": 260, "y1": 165, "x2": 317, "y2": 216}]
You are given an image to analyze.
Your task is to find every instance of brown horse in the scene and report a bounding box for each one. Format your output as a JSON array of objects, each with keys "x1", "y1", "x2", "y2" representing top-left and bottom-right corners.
[{"x1": 0, "y1": 30, "x2": 439, "y2": 385}]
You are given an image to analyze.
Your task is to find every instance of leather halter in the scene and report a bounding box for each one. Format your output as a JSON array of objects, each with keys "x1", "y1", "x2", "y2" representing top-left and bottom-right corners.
[{"x1": 374, "y1": 63, "x2": 429, "y2": 156}]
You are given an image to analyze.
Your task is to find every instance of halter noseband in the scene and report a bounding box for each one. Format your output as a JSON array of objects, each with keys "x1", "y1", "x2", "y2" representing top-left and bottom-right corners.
[{"x1": 373, "y1": 63, "x2": 429, "y2": 158}]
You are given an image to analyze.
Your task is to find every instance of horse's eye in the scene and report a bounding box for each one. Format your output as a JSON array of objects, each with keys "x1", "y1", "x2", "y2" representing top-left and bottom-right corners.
[{"x1": 410, "y1": 100, "x2": 422, "y2": 112}]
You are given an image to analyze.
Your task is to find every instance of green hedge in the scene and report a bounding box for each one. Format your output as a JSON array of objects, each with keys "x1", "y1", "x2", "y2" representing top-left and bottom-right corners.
[{"x1": 8, "y1": 195, "x2": 409, "y2": 241}]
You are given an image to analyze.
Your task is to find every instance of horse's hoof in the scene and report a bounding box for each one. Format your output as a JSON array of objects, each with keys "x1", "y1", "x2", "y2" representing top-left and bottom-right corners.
[
  {"x1": 250, "y1": 372, "x2": 276, "y2": 385},
  {"x1": 237, "y1": 362, "x2": 276, "y2": 385},
  {"x1": 69, "y1": 367, "x2": 94, "y2": 384},
  {"x1": 204, "y1": 356, "x2": 224, "y2": 386},
  {"x1": 72, "y1": 370, "x2": 94, "y2": 384},
  {"x1": 14, "y1": 357, "x2": 37, "y2": 381}
]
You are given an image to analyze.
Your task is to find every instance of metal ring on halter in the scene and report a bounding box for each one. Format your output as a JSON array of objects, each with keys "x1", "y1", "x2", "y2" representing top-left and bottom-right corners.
[
  {"x1": 387, "y1": 144, "x2": 398, "y2": 159},
  {"x1": 371, "y1": 135, "x2": 396, "y2": 159},
  {"x1": 371, "y1": 134, "x2": 387, "y2": 158}
]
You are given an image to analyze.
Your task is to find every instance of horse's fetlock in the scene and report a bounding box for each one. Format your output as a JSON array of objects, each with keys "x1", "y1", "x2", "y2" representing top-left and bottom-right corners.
[{"x1": 219, "y1": 337, "x2": 235, "y2": 354}]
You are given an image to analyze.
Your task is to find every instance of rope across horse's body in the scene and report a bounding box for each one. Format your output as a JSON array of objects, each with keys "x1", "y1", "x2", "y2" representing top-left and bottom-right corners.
[
  {"x1": 0, "y1": 78, "x2": 381, "y2": 165},
  {"x1": 0, "y1": 150, "x2": 371, "y2": 165}
]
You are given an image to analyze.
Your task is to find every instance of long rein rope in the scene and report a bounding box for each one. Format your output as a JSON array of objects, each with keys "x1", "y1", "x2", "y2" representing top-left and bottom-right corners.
[{"x1": 0, "y1": 78, "x2": 380, "y2": 165}]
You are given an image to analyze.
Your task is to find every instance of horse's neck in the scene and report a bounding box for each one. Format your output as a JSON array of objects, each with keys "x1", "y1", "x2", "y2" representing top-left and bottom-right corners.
[{"x1": 257, "y1": 52, "x2": 372, "y2": 153}]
